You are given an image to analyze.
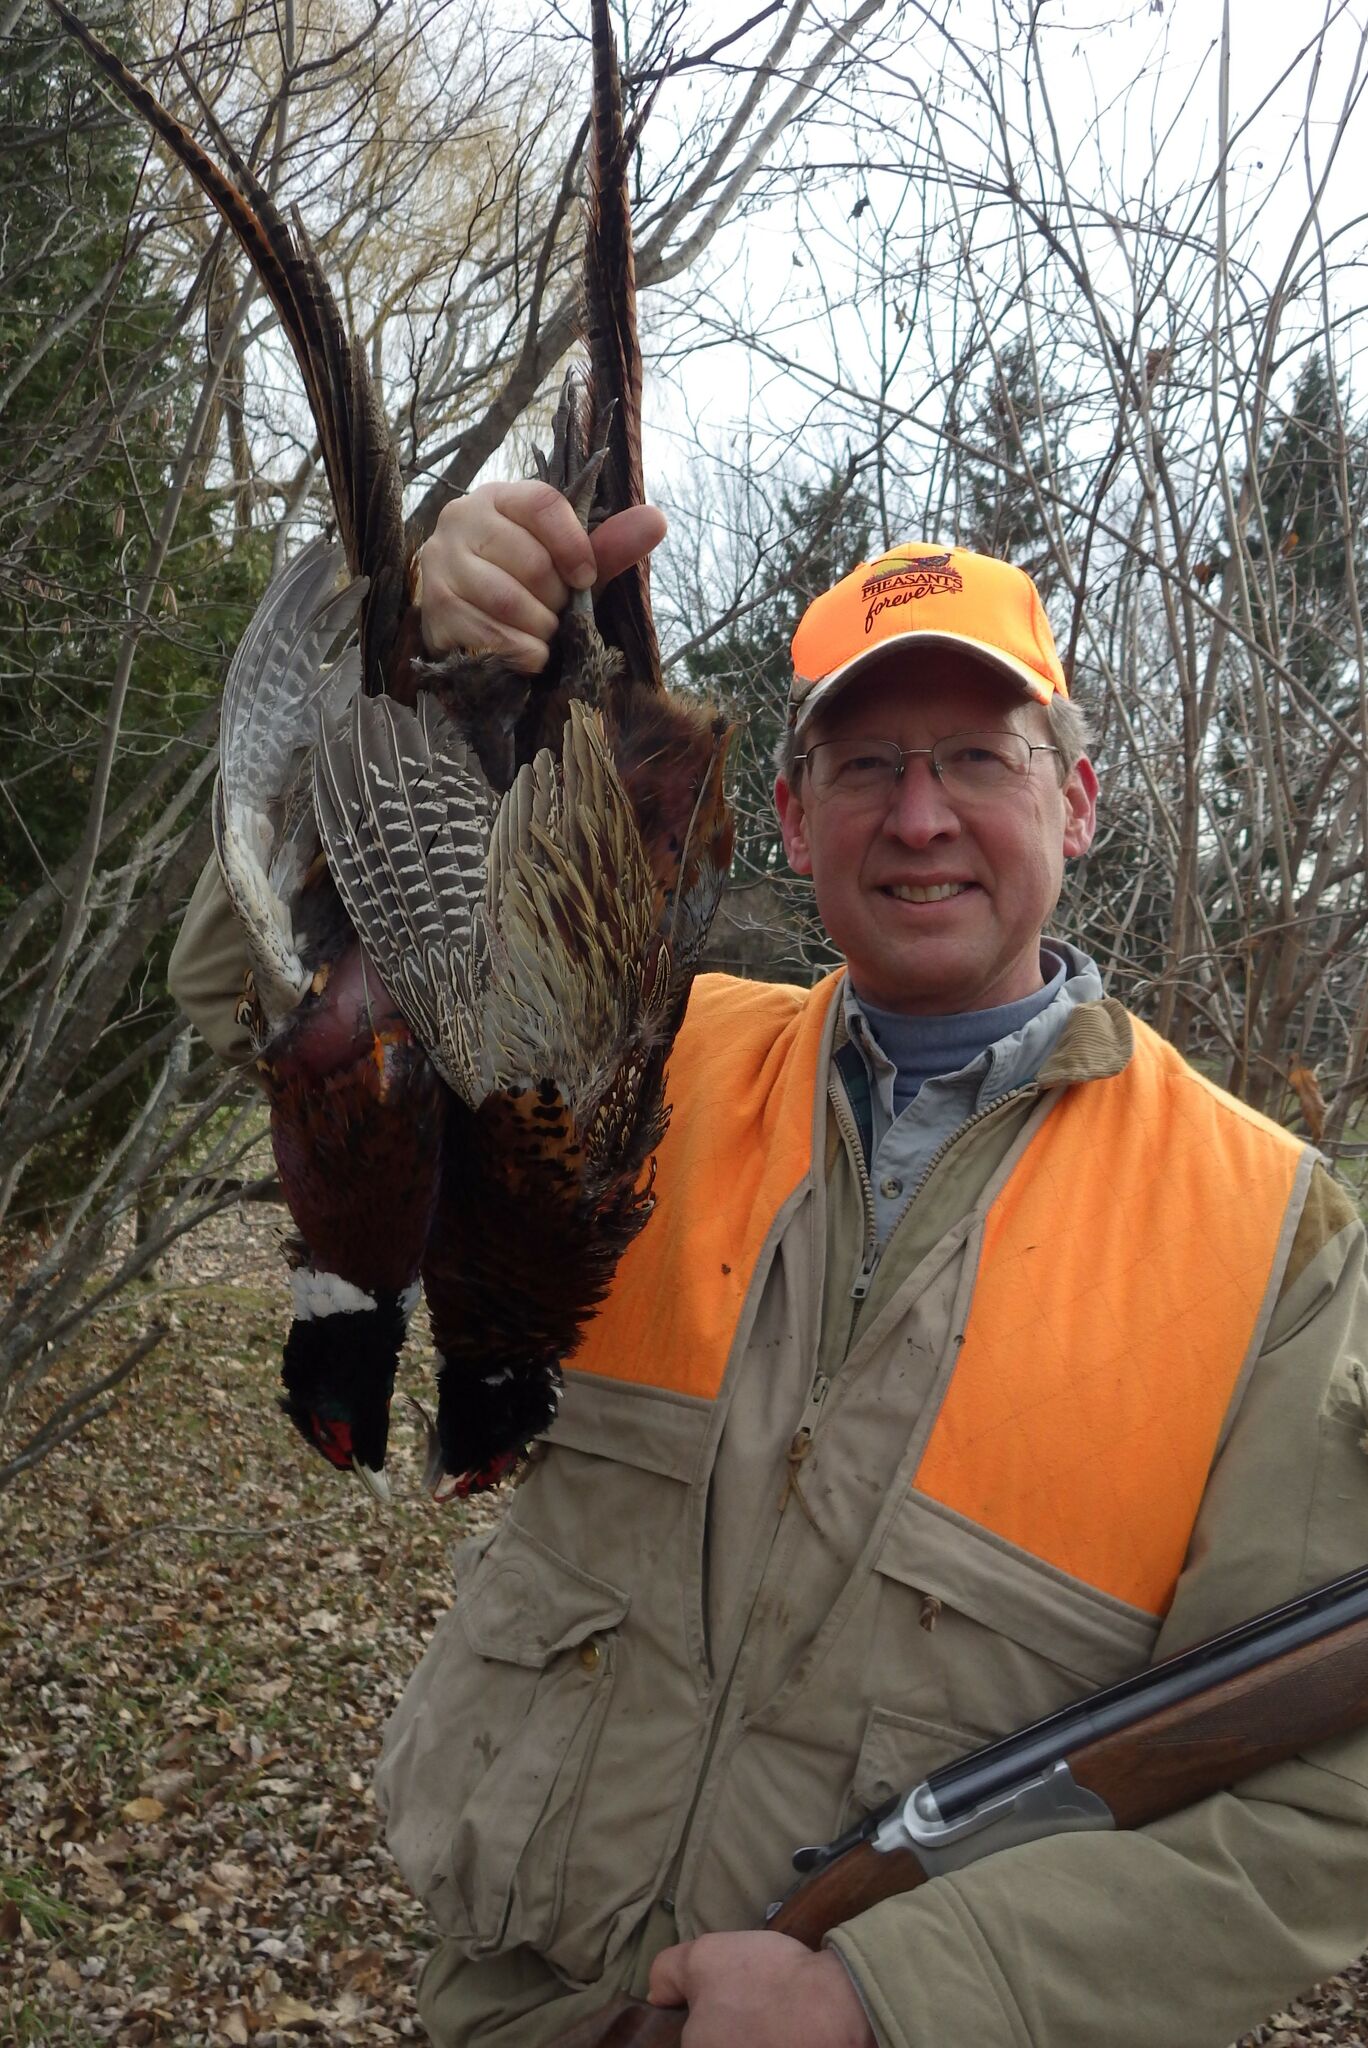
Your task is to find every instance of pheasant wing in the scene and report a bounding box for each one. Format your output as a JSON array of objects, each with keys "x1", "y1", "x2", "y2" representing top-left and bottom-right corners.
[
  {"x1": 212, "y1": 539, "x2": 364, "y2": 1024},
  {"x1": 422, "y1": 700, "x2": 673, "y2": 1493},
  {"x1": 480, "y1": 697, "x2": 662, "y2": 1134},
  {"x1": 312, "y1": 693, "x2": 498, "y2": 1098}
]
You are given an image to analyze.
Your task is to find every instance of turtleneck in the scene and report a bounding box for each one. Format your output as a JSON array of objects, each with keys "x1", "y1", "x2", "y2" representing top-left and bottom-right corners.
[
  {"x1": 853, "y1": 950, "x2": 1068, "y2": 1119},
  {"x1": 834, "y1": 941, "x2": 1105, "y2": 1246}
]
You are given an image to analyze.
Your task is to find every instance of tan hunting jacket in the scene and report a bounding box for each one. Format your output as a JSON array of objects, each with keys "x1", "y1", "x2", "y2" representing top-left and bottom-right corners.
[{"x1": 370, "y1": 976, "x2": 1368, "y2": 2048}]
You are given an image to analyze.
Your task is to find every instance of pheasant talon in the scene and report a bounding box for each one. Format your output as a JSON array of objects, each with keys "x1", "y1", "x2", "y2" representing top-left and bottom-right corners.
[
  {"x1": 406, "y1": 1392, "x2": 447, "y2": 1495},
  {"x1": 535, "y1": 371, "x2": 613, "y2": 525},
  {"x1": 353, "y1": 1457, "x2": 392, "y2": 1504},
  {"x1": 565, "y1": 439, "x2": 612, "y2": 528}
]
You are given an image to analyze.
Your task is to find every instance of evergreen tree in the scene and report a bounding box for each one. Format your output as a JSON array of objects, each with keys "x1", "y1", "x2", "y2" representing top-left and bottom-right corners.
[
  {"x1": 679, "y1": 471, "x2": 876, "y2": 978},
  {"x1": 684, "y1": 471, "x2": 877, "y2": 881},
  {"x1": 1196, "y1": 354, "x2": 1368, "y2": 853},
  {"x1": 0, "y1": 4, "x2": 266, "y2": 1202},
  {"x1": 1240, "y1": 352, "x2": 1367, "y2": 706},
  {"x1": 961, "y1": 337, "x2": 1063, "y2": 599}
]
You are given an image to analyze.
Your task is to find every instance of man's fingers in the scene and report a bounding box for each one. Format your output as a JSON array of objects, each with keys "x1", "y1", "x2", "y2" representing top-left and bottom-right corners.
[
  {"x1": 473, "y1": 515, "x2": 575, "y2": 617},
  {"x1": 494, "y1": 485, "x2": 666, "y2": 595},
  {"x1": 591, "y1": 504, "x2": 668, "y2": 591},
  {"x1": 454, "y1": 553, "x2": 561, "y2": 648},
  {"x1": 646, "y1": 1933, "x2": 876, "y2": 2048},
  {"x1": 417, "y1": 575, "x2": 553, "y2": 675},
  {"x1": 419, "y1": 503, "x2": 560, "y2": 670},
  {"x1": 646, "y1": 1940, "x2": 691, "y2": 2010},
  {"x1": 488, "y1": 478, "x2": 598, "y2": 591},
  {"x1": 416, "y1": 480, "x2": 668, "y2": 663}
]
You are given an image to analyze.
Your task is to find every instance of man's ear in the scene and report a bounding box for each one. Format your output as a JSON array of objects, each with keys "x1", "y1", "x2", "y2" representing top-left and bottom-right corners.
[
  {"x1": 1062, "y1": 755, "x2": 1099, "y2": 859},
  {"x1": 775, "y1": 772, "x2": 813, "y2": 876}
]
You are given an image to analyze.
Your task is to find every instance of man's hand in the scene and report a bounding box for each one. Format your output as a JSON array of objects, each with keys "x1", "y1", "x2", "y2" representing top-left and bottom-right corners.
[
  {"x1": 647, "y1": 1932, "x2": 877, "y2": 2048},
  {"x1": 417, "y1": 479, "x2": 666, "y2": 672}
]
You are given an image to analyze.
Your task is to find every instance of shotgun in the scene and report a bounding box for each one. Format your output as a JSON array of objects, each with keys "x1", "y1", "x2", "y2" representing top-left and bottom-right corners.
[{"x1": 551, "y1": 1559, "x2": 1368, "y2": 2047}]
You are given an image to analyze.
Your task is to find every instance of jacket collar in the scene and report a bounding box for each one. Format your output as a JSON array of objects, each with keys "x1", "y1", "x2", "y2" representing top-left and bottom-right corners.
[{"x1": 1037, "y1": 996, "x2": 1134, "y2": 1087}]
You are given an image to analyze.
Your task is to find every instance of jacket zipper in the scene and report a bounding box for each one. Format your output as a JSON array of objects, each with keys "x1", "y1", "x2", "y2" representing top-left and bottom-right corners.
[
  {"x1": 832, "y1": 1078, "x2": 1038, "y2": 1303},
  {"x1": 828, "y1": 1079, "x2": 881, "y2": 1299},
  {"x1": 786, "y1": 1368, "x2": 833, "y2": 1481},
  {"x1": 656, "y1": 1374, "x2": 832, "y2": 1920}
]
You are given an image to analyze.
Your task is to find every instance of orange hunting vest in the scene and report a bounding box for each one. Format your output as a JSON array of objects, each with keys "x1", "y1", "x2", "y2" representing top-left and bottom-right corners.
[{"x1": 571, "y1": 972, "x2": 1307, "y2": 1618}]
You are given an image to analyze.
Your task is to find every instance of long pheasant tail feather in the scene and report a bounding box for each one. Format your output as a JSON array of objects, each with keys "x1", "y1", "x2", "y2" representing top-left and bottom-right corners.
[
  {"x1": 585, "y1": 0, "x2": 662, "y2": 692},
  {"x1": 47, "y1": 0, "x2": 406, "y2": 698}
]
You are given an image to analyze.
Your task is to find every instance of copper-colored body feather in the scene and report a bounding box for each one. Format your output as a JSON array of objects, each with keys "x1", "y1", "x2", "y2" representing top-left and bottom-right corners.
[{"x1": 267, "y1": 1009, "x2": 446, "y2": 1299}]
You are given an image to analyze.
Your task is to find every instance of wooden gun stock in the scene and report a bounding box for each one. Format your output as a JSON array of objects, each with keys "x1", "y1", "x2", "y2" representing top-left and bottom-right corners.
[{"x1": 549, "y1": 1566, "x2": 1368, "y2": 2047}]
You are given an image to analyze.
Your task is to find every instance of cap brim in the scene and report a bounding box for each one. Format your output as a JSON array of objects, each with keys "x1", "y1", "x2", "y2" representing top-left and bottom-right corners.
[{"x1": 792, "y1": 631, "x2": 1057, "y2": 732}]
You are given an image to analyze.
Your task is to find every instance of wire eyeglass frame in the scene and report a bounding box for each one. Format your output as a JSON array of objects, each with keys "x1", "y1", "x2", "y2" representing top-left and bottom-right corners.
[{"x1": 792, "y1": 732, "x2": 1062, "y2": 807}]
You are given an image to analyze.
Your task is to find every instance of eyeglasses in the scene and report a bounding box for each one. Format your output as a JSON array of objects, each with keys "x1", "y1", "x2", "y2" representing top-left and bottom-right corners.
[{"x1": 792, "y1": 732, "x2": 1061, "y2": 807}]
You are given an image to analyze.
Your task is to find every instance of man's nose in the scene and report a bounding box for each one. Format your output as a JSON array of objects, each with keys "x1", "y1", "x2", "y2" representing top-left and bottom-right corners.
[{"x1": 881, "y1": 756, "x2": 960, "y2": 843}]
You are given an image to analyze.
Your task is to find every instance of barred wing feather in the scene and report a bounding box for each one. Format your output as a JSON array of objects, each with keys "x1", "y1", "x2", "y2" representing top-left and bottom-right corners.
[
  {"x1": 314, "y1": 692, "x2": 671, "y2": 1201},
  {"x1": 313, "y1": 693, "x2": 497, "y2": 1098},
  {"x1": 212, "y1": 538, "x2": 365, "y2": 1024}
]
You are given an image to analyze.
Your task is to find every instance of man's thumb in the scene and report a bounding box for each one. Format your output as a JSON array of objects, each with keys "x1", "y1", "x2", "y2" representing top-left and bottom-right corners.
[
  {"x1": 646, "y1": 1938, "x2": 692, "y2": 2010},
  {"x1": 590, "y1": 504, "x2": 668, "y2": 590}
]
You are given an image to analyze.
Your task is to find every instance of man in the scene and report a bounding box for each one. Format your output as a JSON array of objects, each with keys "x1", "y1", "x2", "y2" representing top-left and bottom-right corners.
[{"x1": 171, "y1": 484, "x2": 1368, "y2": 2048}]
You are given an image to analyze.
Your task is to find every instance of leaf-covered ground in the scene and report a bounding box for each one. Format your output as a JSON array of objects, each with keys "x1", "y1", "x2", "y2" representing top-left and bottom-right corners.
[
  {"x1": 0, "y1": 1201, "x2": 503, "y2": 2046},
  {"x1": 2, "y1": 1202, "x2": 1366, "y2": 2046}
]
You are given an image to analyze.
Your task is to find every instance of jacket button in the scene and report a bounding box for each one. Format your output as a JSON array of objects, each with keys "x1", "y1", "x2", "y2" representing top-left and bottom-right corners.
[
  {"x1": 578, "y1": 1640, "x2": 602, "y2": 1672},
  {"x1": 879, "y1": 1176, "x2": 903, "y2": 1199}
]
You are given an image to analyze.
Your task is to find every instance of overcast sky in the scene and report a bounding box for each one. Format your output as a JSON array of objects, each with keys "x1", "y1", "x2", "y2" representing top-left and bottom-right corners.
[{"x1": 628, "y1": 0, "x2": 1368, "y2": 511}]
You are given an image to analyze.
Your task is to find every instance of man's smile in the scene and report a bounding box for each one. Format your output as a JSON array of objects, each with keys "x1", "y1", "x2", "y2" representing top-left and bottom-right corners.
[{"x1": 881, "y1": 881, "x2": 975, "y2": 903}]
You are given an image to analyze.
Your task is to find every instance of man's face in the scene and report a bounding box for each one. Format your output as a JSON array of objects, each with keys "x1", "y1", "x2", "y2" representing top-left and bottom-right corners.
[{"x1": 774, "y1": 652, "x2": 1097, "y2": 1015}]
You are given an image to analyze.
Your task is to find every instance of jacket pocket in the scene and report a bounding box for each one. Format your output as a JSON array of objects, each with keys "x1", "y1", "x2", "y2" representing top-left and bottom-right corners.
[
  {"x1": 840, "y1": 1704, "x2": 976, "y2": 1833},
  {"x1": 870, "y1": 1489, "x2": 1159, "y2": 1742},
  {"x1": 376, "y1": 1517, "x2": 628, "y2": 1965},
  {"x1": 488, "y1": 1373, "x2": 717, "y2": 1981}
]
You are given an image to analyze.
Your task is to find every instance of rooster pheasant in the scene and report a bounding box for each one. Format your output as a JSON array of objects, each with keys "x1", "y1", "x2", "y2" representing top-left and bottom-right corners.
[
  {"x1": 53, "y1": 0, "x2": 734, "y2": 1496},
  {"x1": 210, "y1": 538, "x2": 445, "y2": 1497}
]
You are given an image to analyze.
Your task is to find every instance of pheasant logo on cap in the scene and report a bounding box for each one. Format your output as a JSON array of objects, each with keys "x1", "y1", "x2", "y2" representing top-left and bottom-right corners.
[{"x1": 862, "y1": 550, "x2": 963, "y2": 631}]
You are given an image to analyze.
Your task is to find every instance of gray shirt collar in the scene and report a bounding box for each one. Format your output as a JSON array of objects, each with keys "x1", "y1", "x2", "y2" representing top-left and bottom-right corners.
[{"x1": 838, "y1": 941, "x2": 1106, "y2": 1242}]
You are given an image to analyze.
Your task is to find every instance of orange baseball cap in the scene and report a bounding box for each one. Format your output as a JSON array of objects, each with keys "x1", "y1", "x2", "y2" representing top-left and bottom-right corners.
[{"x1": 789, "y1": 542, "x2": 1068, "y2": 731}]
